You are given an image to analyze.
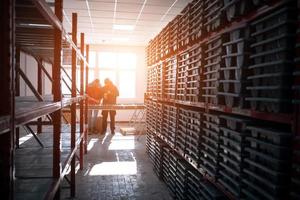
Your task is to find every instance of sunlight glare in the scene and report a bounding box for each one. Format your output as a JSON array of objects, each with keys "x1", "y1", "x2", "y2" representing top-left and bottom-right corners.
[
  {"x1": 108, "y1": 135, "x2": 135, "y2": 150},
  {"x1": 19, "y1": 134, "x2": 33, "y2": 145},
  {"x1": 87, "y1": 138, "x2": 99, "y2": 151},
  {"x1": 89, "y1": 161, "x2": 137, "y2": 176}
]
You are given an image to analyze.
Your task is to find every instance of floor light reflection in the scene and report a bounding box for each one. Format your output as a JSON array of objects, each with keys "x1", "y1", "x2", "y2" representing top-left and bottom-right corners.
[
  {"x1": 87, "y1": 138, "x2": 99, "y2": 151},
  {"x1": 89, "y1": 161, "x2": 137, "y2": 176},
  {"x1": 108, "y1": 135, "x2": 135, "y2": 150},
  {"x1": 19, "y1": 134, "x2": 33, "y2": 145}
]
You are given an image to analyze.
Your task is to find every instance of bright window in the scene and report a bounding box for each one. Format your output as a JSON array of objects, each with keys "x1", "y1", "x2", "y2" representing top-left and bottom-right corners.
[
  {"x1": 118, "y1": 53, "x2": 136, "y2": 69},
  {"x1": 98, "y1": 52, "x2": 116, "y2": 68},
  {"x1": 119, "y1": 71, "x2": 135, "y2": 98},
  {"x1": 60, "y1": 52, "x2": 137, "y2": 98},
  {"x1": 95, "y1": 51, "x2": 137, "y2": 99},
  {"x1": 89, "y1": 51, "x2": 97, "y2": 68},
  {"x1": 87, "y1": 69, "x2": 94, "y2": 82}
]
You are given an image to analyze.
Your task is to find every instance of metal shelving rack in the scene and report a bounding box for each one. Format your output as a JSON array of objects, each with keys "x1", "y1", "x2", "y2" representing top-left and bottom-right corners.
[
  {"x1": 145, "y1": 0, "x2": 299, "y2": 199},
  {"x1": 0, "y1": 0, "x2": 91, "y2": 199}
]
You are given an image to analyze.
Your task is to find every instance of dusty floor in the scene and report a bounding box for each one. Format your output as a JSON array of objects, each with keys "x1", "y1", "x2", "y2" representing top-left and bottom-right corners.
[{"x1": 61, "y1": 125, "x2": 172, "y2": 200}]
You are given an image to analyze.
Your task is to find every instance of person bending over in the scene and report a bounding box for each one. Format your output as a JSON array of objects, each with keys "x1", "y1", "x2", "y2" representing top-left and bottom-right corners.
[
  {"x1": 101, "y1": 78, "x2": 119, "y2": 134},
  {"x1": 87, "y1": 79, "x2": 103, "y2": 133}
]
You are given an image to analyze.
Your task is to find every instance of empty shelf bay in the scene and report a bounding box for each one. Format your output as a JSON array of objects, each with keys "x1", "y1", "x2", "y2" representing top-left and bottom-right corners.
[
  {"x1": 0, "y1": 96, "x2": 84, "y2": 134},
  {"x1": 15, "y1": 124, "x2": 83, "y2": 199}
]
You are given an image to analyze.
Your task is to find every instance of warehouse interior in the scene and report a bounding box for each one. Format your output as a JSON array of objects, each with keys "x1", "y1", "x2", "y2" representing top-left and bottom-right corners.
[{"x1": 0, "y1": 0, "x2": 300, "y2": 199}]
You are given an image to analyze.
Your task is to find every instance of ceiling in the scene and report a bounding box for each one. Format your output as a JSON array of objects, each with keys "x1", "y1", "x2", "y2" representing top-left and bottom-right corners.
[{"x1": 62, "y1": 0, "x2": 192, "y2": 46}]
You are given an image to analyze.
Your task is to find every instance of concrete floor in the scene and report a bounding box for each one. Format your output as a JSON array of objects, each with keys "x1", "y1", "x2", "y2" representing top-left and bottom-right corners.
[{"x1": 62, "y1": 125, "x2": 172, "y2": 200}]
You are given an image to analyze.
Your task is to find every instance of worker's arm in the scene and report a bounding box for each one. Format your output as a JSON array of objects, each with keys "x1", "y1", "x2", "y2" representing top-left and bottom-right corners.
[{"x1": 87, "y1": 95, "x2": 100, "y2": 104}]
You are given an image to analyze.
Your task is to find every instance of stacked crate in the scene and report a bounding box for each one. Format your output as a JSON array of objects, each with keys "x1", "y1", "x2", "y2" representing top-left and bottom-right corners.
[
  {"x1": 162, "y1": 146, "x2": 171, "y2": 184},
  {"x1": 242, "y1": 125, "x2": 293, "y2": 199},
  {"x1": 200, "y1": 113, "x2": 220, "y2": 179},
  {"x1": 147, "y1": 63, "x2": 162, "y2": 98},
  {"x1": 146, "y1": 63, "x2": 163, "y2": 98},
  {"x1": 155, "y1": 62, "x2": 163, "y2": 98},
  {"x1": 147, "y1": 129, "x2": 156, "y2": 162},
  {"x1": 185, "y1": 110, "x2": 202, "y2": 168},
  {"x1": 246, "y1": 5, "x2": 296, "y2": 113},
  {"x1": 290, "y1": 2, "x2": 300, "y2": 198},
  {"x1": 290, "y1": 136, "x2": 300, "y2": 199},
  {"x1": 147, "y1": 136, "x2": 167, "y2": 178},
  {"x1": 168, "y1": 150, "x2": 180, "y2": 196},
  {"x1": 162, "y1": 104, "x2": 169, "y2": 141},
  {"x1": 178, "y1": 4, "x2": 191, "y2": 50},
  {"x1": 198, "y1": 181, "x2": 227, "y2": 200},
  {"x1": 219, "y1": 26, "x2": 250, "y2": 108},
  {"x1": 150, "y1": 38, "x2": 158, "y2": 65},
  {"x1": 147, "y1": 40, "x2": 152, "y2": 65},
  {"x1": 170, "y1": 16, "x2": 180, "y2": 54},
  {"x1": 146, "y1": 46, "x2": 150, "y2": 66},
  {"x1": 146, "y1": 1, "x2": 299, "y2": 199},
  {"x1": 146, "y1": 128, "x2": 155, "y2": 154},
  {"x1": 164, "y1": 105, "x2": 177, "y2": 148},
  {"x1": 204, "y1": 0, "x2": 224, "y2": 32},
  {"x1": 156, "y1": 102, "x2": 164, "y2": 135},
  {"x1": 157, "y1": 31, "x2": 164, "y2": 61},
  {"x1": 145, "y1": 99, "x2": 156, "y2": 132},
  {"x1": 154, "y1": 35, "x2": 160, "y2": 64},
  {"x1": 218, "y1": 115, "x2": 252, "y2": 198},
  {"x1": 187, "y1": 169, "x2": 203, "y2": 200},
  {"x1": 175, "y1": 159, "x2": 190, "y2": 200},
  {"x1": 164, "y1": 56, "x2": 177, "y2": 100},
  {"x1": 145, "y1": 98, "x2": 150, "y2": 130},
  {"x1": 147, "y1": 40, "x2": 154, "y2": 65},
  {"x1": 162, "y1": 24, "x2": 171, "y2": 58},
  {"x1": 203, "y1": 35, "x2": 224, "y2": 105},
  {"x1": 176, "y1": 108, "x2": 188, "y2": 156},
  {"x1": 153, "y1": 137, "x2": 167, "y2": 178},
  {"x1": 187, "y1": 168, "x2": 227, "y2": 200},
  {"x1": 251, "y1": 0, "x2": 277, "y2": 7},
  {"x1": 146, "y1": 67, "x2": 151, "y2": 96},
  {"x1": 186, "y1": 43, "x2": 203, "y2": 102},
  {"x1": 146, "y1": 65, "x2": 154, "y2": 97},
  {"x1": 293, "y1": 0, "x2": 300, "y2": 104},
  {"x1": 176, "y1": 50, "x2": 189, "y2": 101},
  {"x1": 189, "y1": 0, "x2": 204, "y2": 43},
  {"x1": 223, "y1": 0, "x2": 249, "y2": 22}
]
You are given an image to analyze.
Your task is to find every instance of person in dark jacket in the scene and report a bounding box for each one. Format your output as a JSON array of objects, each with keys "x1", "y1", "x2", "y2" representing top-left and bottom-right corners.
[{"x1": 101, "y1": 78, "x2": 119, "y2": 134}]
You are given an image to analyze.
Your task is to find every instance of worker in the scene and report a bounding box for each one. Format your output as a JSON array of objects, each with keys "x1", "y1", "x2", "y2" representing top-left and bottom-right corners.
[
  {"x1": 87, "y1": 79, "x2": 103, "y2": 134},
  {"x1": 101, "y1": 78, "x2": 119, "y2": 134}
]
